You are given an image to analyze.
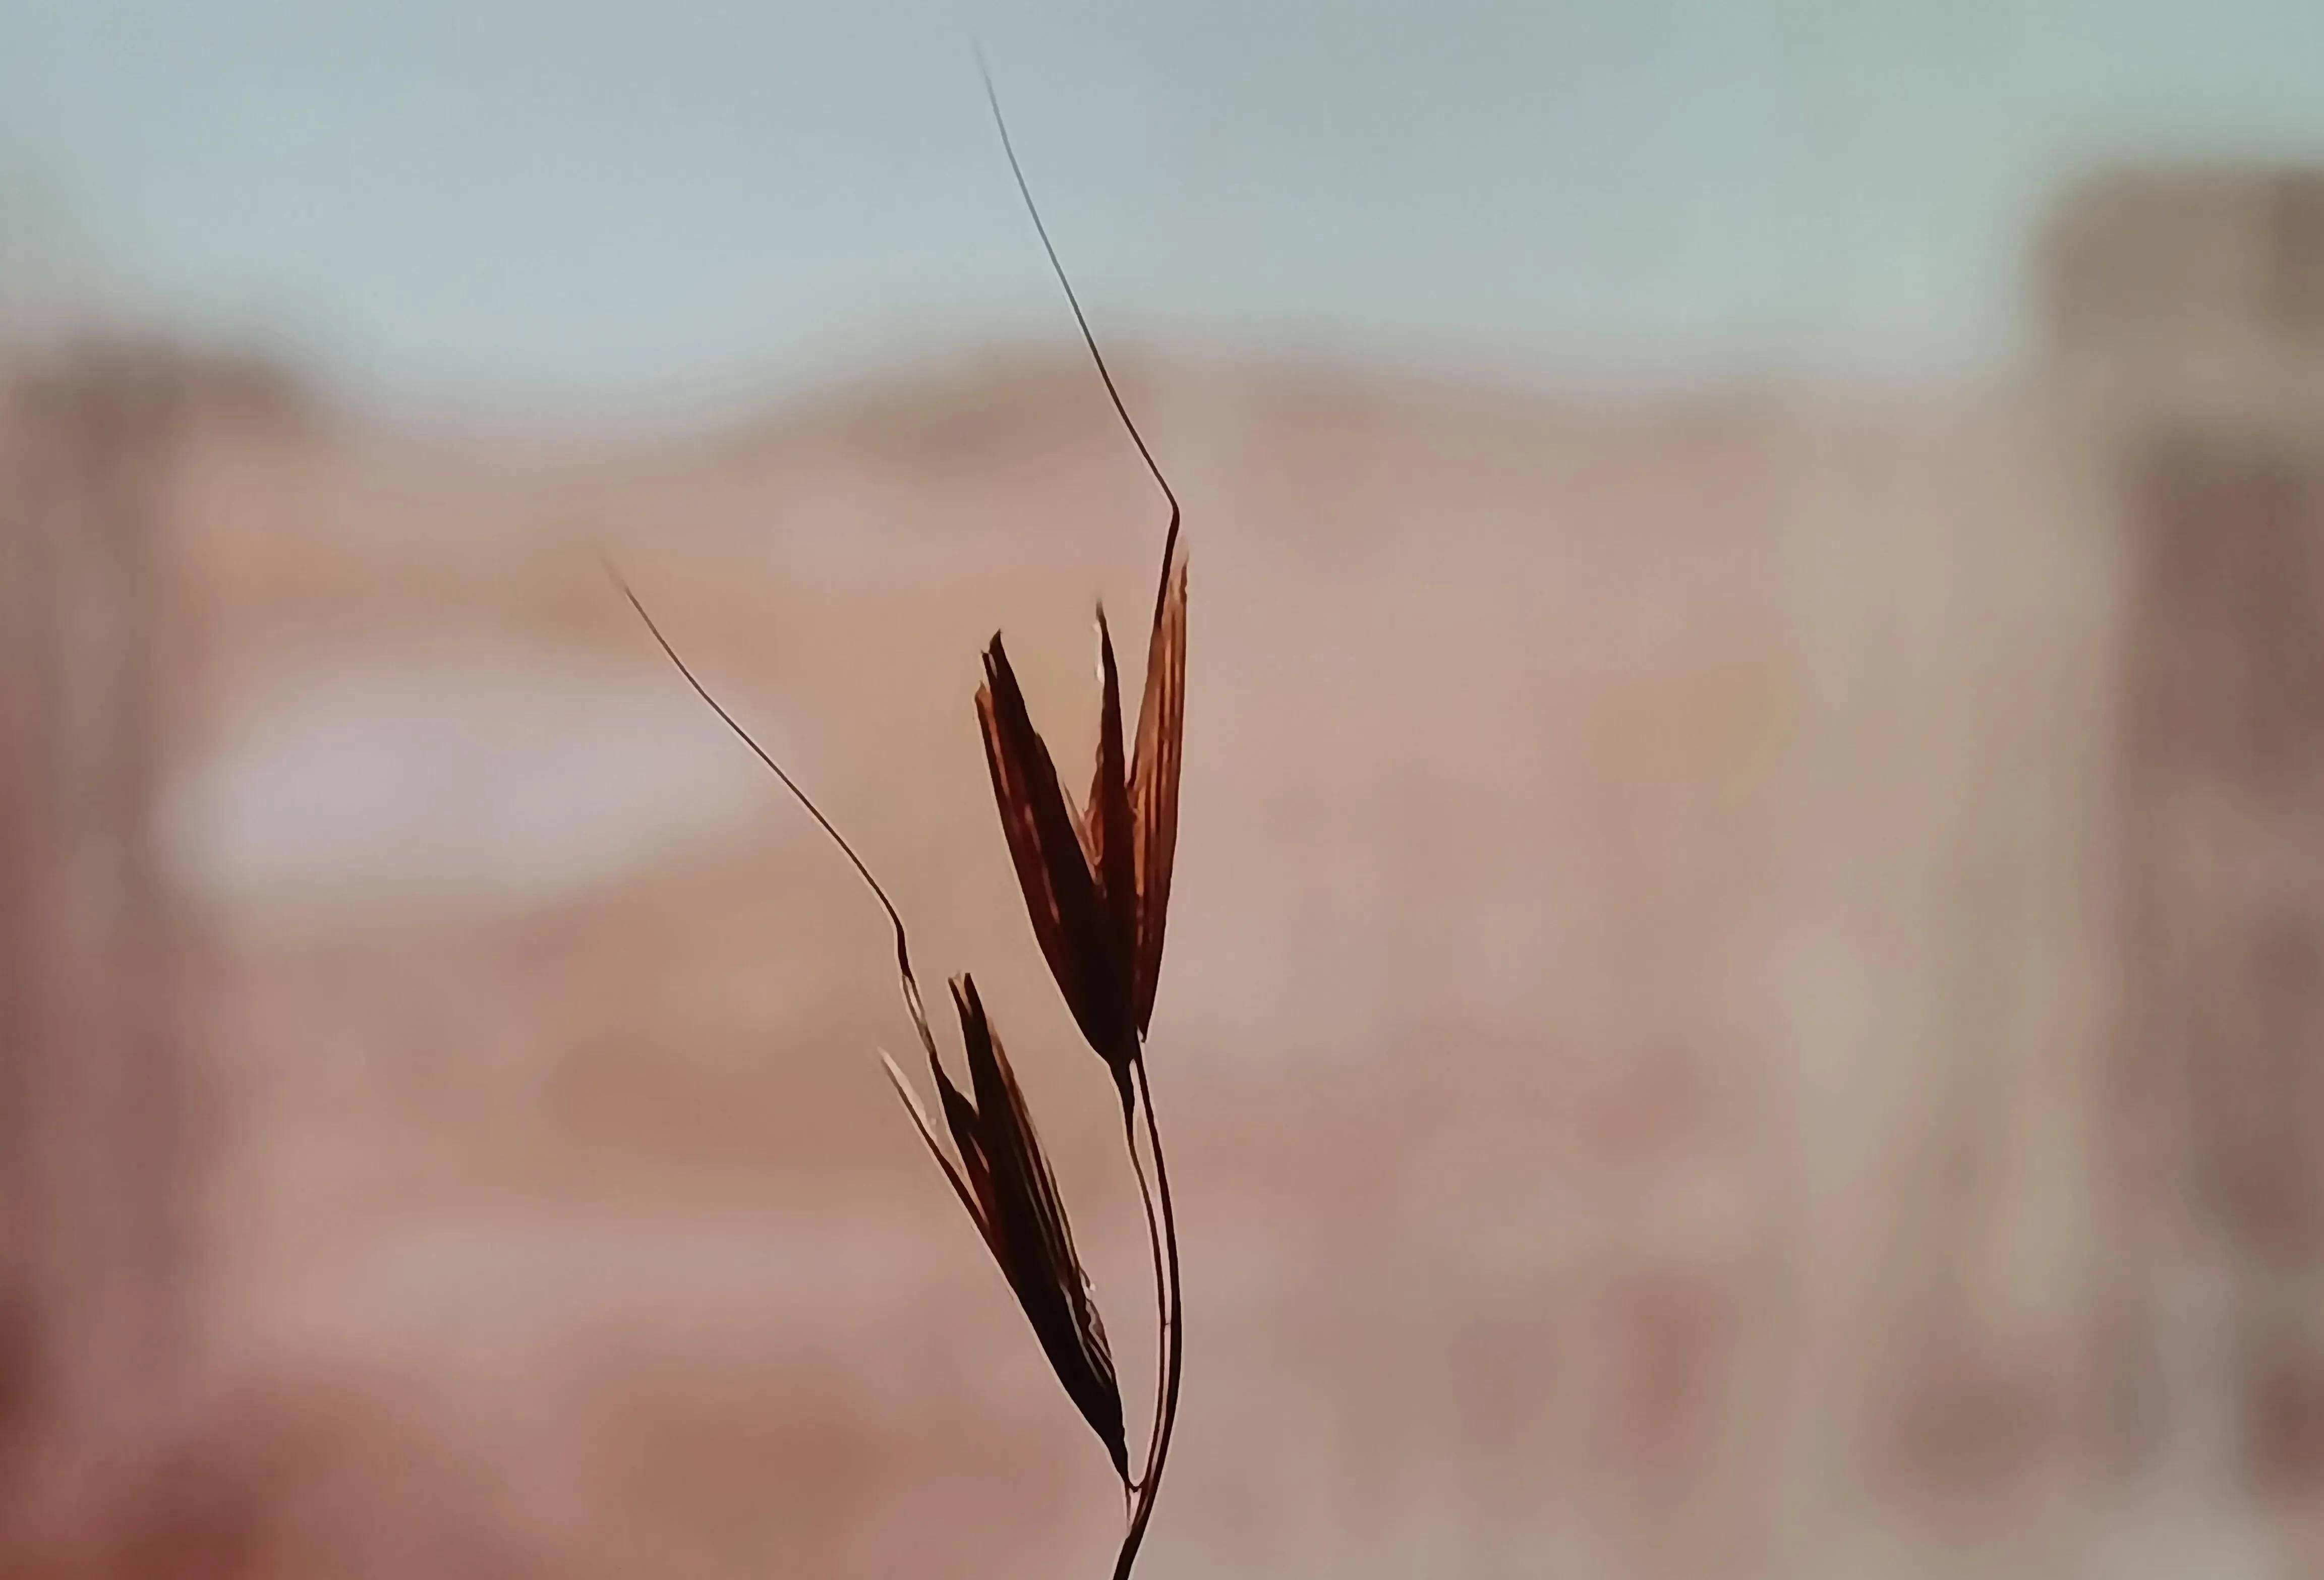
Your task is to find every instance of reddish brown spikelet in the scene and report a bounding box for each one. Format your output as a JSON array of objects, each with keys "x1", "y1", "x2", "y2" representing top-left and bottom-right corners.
[
  {"x1": 1084, "y1": 609, "x2": 1139, "y2": 979},
  {"x1": 1127, "y1": 553, "x2": 1187, "y2": 1034},
  {"x1": 883, "y1": 977, "x2": 1129, "y2": 1481},
  {"x1": 977, "y1": 552, "x2": 1189, "y2": 1070},
  {"x1": 978, "y1": 636, "x2": 1139, "y2": 1084}
]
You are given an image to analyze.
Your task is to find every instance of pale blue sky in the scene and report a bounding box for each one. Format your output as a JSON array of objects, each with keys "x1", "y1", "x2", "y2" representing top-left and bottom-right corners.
[{"x1": 5, "y1": 0, "x2": 2323, "y2": 422}]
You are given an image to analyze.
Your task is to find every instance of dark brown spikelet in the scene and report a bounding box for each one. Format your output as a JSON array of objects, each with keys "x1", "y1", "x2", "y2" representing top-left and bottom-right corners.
[
  {"x1": 1084, "y1": 609, "x2": 1138, "y2": 984},
  {"x1": 978, "y1": 636, "x2": 1140, "y2": 1089},
  {"x1": 977, "y1": 549, "x2": 1189, "y2": 1071},
  {"x1": 1127, "y1": 551, "x2": 1187, "y2": 1034},
  {"x1": 881, "y1": 977, "x2": 1130, "y2": 1482}
]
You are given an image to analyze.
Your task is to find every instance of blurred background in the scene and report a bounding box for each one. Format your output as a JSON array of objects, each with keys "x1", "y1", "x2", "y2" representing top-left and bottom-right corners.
[{"x1": 5, "y1": 2, "x2": 2324, "y2": 1575}]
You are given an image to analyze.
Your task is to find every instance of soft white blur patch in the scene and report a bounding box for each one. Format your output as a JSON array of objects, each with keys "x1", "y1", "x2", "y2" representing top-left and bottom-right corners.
[{"x1": 165, "y1": 642, "x2": 778, "y2": 904}]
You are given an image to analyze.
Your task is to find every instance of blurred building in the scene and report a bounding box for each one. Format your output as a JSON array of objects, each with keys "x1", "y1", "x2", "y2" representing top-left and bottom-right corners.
[
  {"x1": 12, "y1": 161, "x2": 2324, "y2": 1579},
  {"x1": 2048, "y1": 167, "x2": 2324, "y2": 1528},
  {"x1": 0, "y1": 351, "x2": 220, "y2": 1574}
]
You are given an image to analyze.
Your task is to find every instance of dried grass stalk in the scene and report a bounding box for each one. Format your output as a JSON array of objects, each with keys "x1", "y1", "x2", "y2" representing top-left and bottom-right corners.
[{"x1": 613, "y1": 56, "x2": 1193, "y2": 1580}]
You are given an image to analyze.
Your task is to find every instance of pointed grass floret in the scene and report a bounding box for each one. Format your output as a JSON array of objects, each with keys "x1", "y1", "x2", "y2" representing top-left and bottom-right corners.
[
  {"x1": 881, "y1": 977, "x2": 1130, "y2": 1480},
  {"x1": 977, "y1": 634, "x2": 1138, "y2": 1090},
  {"x1": 1126, "y1": 554, "x2": 1187, "y2": 1034},
  {"x1": 975, "y1": 549, "x2": 1188, "y2": 1090}
]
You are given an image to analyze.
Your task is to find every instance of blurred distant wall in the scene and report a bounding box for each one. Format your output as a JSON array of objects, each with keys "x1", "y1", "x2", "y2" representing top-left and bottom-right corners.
[
  {"x1": 2049, "y1": 168, "x2": 2324, "y2": 1516},
  {"x1": 0, "y1": 350, "x2": 197, "y2": 1568}
]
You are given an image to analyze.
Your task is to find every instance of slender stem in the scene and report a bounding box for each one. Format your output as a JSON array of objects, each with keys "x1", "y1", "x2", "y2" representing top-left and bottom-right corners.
[
  {"x1": 1112, "y1": 1051, "x2": 1183, "y2": 1580},
  {"x1": 1121, "y1": 1091, "x2": 1171, "y2": 1494}
]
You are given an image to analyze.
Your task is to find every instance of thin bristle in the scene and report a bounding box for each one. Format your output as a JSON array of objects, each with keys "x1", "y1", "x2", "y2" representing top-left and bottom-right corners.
[
  {"x1": 601, "y1": 554, "x2": 944, "y2": 1072},
  {"x1": 975, "y1": 48, "x2": 1182, "y2": 626},
  {"x1": 601, "y1": 559, "x2": 895, "y2": 930}
]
